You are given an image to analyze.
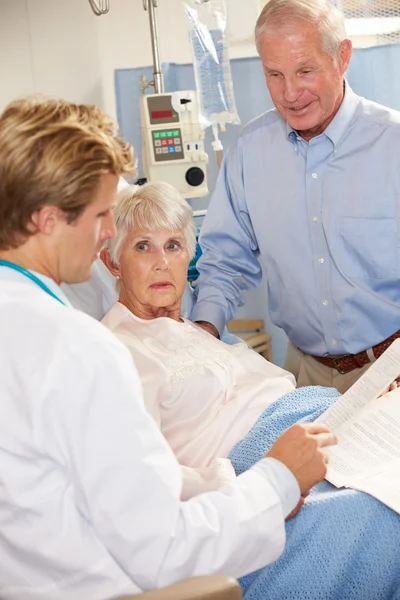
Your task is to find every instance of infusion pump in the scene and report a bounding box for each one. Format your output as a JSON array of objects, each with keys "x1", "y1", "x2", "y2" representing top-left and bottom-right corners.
[{"x1": 140, "y1": 91, "x2": 209, "y2": 198}]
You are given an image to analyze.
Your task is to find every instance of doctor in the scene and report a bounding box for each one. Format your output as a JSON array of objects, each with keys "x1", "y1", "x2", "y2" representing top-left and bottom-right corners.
[{"x1": 0, "y1": 95, "x2": 335, "y2": 600}]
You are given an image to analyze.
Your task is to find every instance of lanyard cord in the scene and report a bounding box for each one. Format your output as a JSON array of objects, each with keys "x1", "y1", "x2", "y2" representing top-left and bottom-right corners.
[{"x1": 0, "y1": 260, "x2": 66, "y2": 306}]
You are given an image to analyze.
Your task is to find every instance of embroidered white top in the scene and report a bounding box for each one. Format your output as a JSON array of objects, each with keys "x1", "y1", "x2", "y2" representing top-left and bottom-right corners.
[{"x1": 102, "y1": 302, "x2": 296, "y2": 468}]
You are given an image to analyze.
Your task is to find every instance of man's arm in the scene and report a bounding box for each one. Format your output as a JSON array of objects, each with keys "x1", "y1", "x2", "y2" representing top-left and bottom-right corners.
[
  {"x1": 44, "y1": 327, "x2": 335, "y2": 589},
  {"x1": 191, "y1": 142, "x2": 263, "y2": 336},
  {"x1": 44, "y1": 332, "x2": 293, "y2": 586},
  {"x1": 180, "y1": 460, "x2": 236, "y2": 500}
]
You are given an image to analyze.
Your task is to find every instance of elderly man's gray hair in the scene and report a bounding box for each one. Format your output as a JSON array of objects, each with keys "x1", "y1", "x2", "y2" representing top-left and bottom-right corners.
[
  {"x1": 255, "y1": 0, "x2": 347, "y2": 60},
  {"x1": 104, "y1": 181, "x2": 197, "y2": 263}
]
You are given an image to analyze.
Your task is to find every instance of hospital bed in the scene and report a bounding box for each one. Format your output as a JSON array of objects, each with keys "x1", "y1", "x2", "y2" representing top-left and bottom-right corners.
[{"x1": 116, "y1": 576, "x2": 241, "y2": 600}]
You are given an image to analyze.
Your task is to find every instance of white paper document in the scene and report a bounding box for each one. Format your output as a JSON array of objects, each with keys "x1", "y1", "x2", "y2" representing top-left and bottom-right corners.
[
  {"x1": 317, "y1": 339, "x2": 400, "y2": 513},
  {"x1": 351, "y1": 460, "x2": 400, "y2": 515}
]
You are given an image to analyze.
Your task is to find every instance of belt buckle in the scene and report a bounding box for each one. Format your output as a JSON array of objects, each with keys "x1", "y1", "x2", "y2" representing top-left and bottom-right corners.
[{"x1": 331, "y1": 354, "x2": 351, "y2": 375}]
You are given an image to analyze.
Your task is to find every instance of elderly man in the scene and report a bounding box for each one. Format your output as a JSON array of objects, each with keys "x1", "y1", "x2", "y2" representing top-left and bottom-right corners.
[
  {"x1": 0, "y1": 95, "x2": 334, "y2": 599},
  {"x1": 192, "y1": 0, "x2": 400, "y2": 393}
]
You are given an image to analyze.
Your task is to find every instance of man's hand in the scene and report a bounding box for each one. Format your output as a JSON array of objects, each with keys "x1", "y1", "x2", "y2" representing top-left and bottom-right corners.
[
  {"x1": 266, "y1": 423, "x2": 337, "y2": 497},
  {"x1": 194, "y1": 320, "x2": 219, "y2": 338}
]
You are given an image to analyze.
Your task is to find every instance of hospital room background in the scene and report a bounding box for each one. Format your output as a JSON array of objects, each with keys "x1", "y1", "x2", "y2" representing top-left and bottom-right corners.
[{"x1": 1, "y1": 0, "x2": 400, "y2": 367}]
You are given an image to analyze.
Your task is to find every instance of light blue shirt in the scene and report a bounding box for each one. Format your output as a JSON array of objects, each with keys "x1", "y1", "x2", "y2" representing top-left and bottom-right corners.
[{"x1": 192, "y1": 83, "x2": 400, "y2": 356}]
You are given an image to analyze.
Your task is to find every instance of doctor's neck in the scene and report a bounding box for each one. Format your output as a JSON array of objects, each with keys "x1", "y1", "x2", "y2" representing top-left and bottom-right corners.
[{"x1": 0, "y1": 238, "x2": 60, "y2": 284}]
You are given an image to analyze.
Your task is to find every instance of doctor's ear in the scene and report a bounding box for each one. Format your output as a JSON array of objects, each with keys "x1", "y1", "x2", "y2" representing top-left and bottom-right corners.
[
  {"x1": 29, "y1": 206, "x2": 64, "y2": 235},
  {"x1": 100, "y1": 248, "x2": 121, "y2": 279}
]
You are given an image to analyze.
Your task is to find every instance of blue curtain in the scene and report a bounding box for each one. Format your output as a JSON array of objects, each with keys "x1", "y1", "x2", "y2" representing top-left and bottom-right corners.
[{"x1": 115, "y1": 44, "x2": 400, "y2": 365}]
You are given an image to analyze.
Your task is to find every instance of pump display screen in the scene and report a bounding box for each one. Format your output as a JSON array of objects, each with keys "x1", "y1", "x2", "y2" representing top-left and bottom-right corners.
[
  {"x1": 151, "y1": 110, "x2": 173, "y2": 119},
  {"x1": 147, "y1": 96, "x2": 179, "y2": 125}
]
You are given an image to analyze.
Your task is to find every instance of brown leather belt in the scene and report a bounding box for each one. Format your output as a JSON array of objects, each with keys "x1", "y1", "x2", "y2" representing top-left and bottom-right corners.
[{"x1": 311, "y1": 330, "x2": 400, "y2": 374}]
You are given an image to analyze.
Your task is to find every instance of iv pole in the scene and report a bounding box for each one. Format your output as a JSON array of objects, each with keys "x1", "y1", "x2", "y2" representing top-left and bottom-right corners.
[{"x1": 141, "y1": 0, "x2": 164, "y2": 94}]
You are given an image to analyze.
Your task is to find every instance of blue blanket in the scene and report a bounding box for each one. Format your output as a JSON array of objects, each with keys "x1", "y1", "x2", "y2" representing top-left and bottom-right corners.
[{"x1": 228, "y1": 386, "x2": 400, "y2": 600}]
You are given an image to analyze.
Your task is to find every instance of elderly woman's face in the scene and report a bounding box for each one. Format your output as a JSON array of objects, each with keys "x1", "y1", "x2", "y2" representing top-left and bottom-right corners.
[{"x1": 118, "y1": 227, "x2": 190, "y2": 316}]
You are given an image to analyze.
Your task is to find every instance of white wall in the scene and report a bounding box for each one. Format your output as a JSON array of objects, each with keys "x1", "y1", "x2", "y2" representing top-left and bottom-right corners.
[
  {"x1": 0, "y1": 0, "x2": 260, "y2": 117},
  {"x1": 0, "y1": 0, "x2": 34, "y2": 111},
  {"x1": 0, "y1": 0, "x2": 104, "y2": 112},
  {"x1": 96, "y1": 0, "x2": 261, "y2": 119},
  {"x1": 0, "y1": 0, "x2": 385, "y2": 117}
]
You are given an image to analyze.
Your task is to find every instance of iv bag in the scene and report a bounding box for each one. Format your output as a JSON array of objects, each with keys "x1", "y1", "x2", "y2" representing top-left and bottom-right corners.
[{"x1": 184, "y1": 0, "x2": 240, "y2": 130}]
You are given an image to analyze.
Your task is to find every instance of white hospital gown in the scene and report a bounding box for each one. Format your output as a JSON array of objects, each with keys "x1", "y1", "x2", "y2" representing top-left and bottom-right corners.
[{"x1": 102, "y1": 302, "x2": 295, "y2": 469}]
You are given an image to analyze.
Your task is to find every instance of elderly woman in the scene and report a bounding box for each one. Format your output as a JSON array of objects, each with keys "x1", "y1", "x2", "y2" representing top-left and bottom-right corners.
[
  {"x1": 101, "y1": 182, "x2": 400, "y2": 600},
  {"x1": 101, "y1": 182, "x2": 296, "y2": 495}
]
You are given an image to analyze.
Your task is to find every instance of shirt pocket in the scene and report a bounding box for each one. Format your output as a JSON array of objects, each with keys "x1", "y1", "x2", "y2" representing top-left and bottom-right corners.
[{"x1": 337, "y1": 217, "x2": 398, "y2": 280}]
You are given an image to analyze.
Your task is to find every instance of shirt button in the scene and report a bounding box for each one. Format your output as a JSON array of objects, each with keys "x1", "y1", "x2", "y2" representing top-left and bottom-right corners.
[
  {"x1": 332, "y1": 339, "x2": 338, "y2": 345},
  {"x1": 322, "y1": 299, "x2": 329, "y2": 306},
  {"x1": 318, "y1": 257, "x2": 325, "y2": 264},
  {"x1": 312, "y1": 173, "x2": 318, "y2": 179},
  {"x1": 312, "y1": 216, "x2": 318, "y2": 222}
]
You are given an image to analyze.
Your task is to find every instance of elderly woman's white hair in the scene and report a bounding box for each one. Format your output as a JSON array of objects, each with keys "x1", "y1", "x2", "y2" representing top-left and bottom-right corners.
[{"x1": 104, "y1": 181, "x2": 197, "y2": 264}]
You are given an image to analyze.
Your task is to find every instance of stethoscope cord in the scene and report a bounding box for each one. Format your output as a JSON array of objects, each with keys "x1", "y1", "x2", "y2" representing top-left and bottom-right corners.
[{"x1": 0, "y1": 260, "x2": 66, "y2": 306}]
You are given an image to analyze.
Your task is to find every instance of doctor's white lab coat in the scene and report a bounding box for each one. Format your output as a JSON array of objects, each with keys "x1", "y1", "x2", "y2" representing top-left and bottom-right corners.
[{"x1": 0, "y1": 270, "x2": 299, "y2": 600}]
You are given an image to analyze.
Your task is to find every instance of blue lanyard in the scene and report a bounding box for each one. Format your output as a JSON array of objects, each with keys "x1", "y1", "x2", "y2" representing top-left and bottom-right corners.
[{"x1": 0, "y1": 260, "x2": 66, "y2": 306}]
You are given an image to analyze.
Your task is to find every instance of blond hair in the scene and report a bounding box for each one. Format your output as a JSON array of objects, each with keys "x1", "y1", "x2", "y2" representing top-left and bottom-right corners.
[
  {"x1": 0, "y1": 95, "x2": 136, "y2": 249},
  {"x1": 255, "y1": 0, "x2": 346, "y2": 59}
]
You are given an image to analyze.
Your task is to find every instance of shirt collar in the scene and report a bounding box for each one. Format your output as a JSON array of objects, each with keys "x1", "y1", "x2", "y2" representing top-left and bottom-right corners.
[
  {"x1": 286, "y1": 80, "x2": 359, "y2": 150},
  {"x1": 0, "y1": 266, "x2": 72, "y2": 307}
]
